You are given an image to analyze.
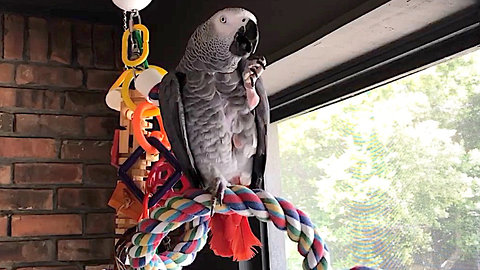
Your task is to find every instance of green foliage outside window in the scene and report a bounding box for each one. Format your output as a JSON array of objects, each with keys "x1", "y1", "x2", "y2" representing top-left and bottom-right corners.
[{"x1": 279, "y1": 50, "x2": 480, "y2": 269}]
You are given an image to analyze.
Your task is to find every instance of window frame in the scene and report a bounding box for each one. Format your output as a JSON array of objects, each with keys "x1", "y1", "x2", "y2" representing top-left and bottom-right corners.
[
  {"x1": 250, "y1": 7, "x2": 480, "y2": 270},
  {"x1": 268, "y1": 8, "x2": 480, "y2": 123}
]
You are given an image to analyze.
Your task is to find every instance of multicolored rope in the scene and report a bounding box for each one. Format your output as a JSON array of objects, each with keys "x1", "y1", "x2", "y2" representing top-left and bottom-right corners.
[{"x1": 128, "y1": 185, "x2": 330, "y2": 270}]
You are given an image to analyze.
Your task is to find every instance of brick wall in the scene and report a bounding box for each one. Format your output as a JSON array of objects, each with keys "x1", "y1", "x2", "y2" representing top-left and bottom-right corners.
[{"x1": 0, "y1": 13, "x2": 121, "y2": 269}]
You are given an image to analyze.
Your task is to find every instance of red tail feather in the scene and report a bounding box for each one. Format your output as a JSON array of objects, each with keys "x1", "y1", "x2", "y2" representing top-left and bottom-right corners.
[{"x1": 209, "y1": 213, "x2": 262, "y2": 261}]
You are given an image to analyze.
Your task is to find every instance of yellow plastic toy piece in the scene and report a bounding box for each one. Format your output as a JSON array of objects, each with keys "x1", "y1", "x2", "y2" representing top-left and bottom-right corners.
[
  {"x1": 150, "y1": 65, "x2": 168, "y2": 77},
  {"x1": 122, "y1": 24, "x2": 150, "y2": 67},
  {"x1": 110, "y1": 70, "x2": 129, "y2": 91},
  {"x1": 120, "y1": 66, "x2": 167, "y2": 117}
]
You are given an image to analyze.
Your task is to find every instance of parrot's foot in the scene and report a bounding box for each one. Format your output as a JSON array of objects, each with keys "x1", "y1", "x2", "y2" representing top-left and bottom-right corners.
[
  {"x1": 209, "y1": 177, "x2": 227, "y2": 216},
  {"x1": 243, "y1": 56, "x2": 267, "y2": 110}
]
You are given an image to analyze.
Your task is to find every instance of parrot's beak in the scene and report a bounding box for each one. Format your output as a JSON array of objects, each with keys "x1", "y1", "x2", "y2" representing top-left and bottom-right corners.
[{"x1": 230, "y1": 19, "x2": 259, "y2": 56}]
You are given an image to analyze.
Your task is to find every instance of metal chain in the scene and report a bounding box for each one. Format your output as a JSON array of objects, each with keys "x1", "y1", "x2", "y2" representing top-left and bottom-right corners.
[
  {"x1": 129, "y1": 10, "x2": 135, "y2": 33},
  {"x1": 128, "y1": 10, "x2": 141, "y2": 62},
  {"x1": 123, "y1": 10, "x2": 128, "y2": 31},
  {"x1": 122, "y1": 11, "x2": 128, "y2": 69},
  {"x1": 133, "y1": 9, "x2": 142, "y2": 25},
  {"x1": 121, "y1": 9, "x2": 145, "y2": 70},
  {"x1": 129, "y1": 9, "x2": 142, "y2": 32}
]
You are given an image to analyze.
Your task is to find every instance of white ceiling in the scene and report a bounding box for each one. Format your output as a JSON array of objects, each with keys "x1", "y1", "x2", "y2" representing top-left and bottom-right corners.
[{"x1": 262, "y1": 0, "x2": 478, "y2": 96}]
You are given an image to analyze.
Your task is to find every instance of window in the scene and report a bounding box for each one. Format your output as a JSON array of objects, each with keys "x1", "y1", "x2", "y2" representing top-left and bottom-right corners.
[{"x1": 275, "y1": 50, "x2": 480, "y2": 269}]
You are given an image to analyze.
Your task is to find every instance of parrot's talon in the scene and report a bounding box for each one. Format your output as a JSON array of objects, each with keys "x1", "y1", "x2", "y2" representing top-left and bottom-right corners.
[
  {"x1": 215, "y1": 178, "x2": 226, "y2": 204},
  {"x1": 216, "y1": 185, "x2": 225, "y2": 206},
  {"x1": 243, "y1": 56, "x2": 266, "y2": 94},
  {"x1": 208, "y1": 177, "x2": 226, "y2": 216},
  {"x1": 243, "y1": 56, "x2": 264, "y2": 110},
  {"x1": 250, "y1": 68, "x2": 259, "y2": 79},
  {"x1": 257, "y1": 60, "x2": 266, "y2": 69},
  {"x1": 210, "y1": 197, "x2": 217, "y2": 217}
]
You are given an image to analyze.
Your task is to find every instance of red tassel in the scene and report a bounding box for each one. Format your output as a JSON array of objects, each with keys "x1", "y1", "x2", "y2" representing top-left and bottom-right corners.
[
  {"x1": 231, "y1": 215, "x2": 262, "y2": 261},
  {"x1": 209, "y1": 213, "x2": 262, "y2": 261},
  {"x1": 209, "y1": 214, "x2": 234, "y2": 258}
]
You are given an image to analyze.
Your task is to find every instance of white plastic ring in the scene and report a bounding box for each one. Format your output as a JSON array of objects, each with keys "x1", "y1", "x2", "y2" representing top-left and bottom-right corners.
[{"x1": 135, "y1": 68, "x2": 164, "y2": 98}]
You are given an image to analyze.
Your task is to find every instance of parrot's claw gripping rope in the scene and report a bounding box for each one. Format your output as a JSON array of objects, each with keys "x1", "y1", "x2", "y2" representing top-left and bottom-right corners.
[
  {"x1": 210, "y1": 179, "x2": 225, "y2": 216},
  {"x1": 216, "y1": 180, "x2": 226, "y2": 205},
  {"x1": 210, "y1": 197, "x2": 217, "y2": 217}
]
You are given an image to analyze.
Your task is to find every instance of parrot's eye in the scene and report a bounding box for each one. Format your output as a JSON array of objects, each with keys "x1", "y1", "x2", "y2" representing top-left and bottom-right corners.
[
  {"x1": 242, "y1": 18, "x2": 246, "y2": 22},
  {"x1": 220, "y1": 16, "x2": 227, "y2": 23}
]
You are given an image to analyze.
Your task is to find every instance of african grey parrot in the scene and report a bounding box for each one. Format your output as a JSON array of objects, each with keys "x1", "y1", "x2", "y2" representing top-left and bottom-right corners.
[{"x1": 150, "y1": 8, "x2": 269, "y2": 206}]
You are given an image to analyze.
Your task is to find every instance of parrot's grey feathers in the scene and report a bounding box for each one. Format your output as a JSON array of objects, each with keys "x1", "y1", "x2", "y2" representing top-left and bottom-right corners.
[
  {"x1": 156, "y1": 72, "x2": 202, "y2": 187},
  {"x1": 251, "y1": 77, "x2": 269, "y2": 189},
  {"x1": 154, "y1": 7, "x2": 268, "y2": 199}
]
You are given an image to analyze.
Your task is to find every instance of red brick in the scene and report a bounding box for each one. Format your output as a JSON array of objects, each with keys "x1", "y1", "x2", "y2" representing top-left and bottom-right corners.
[
  {"x1": 85, "y1": 265, "x2": 114, "y2": 270},
  {"x1": 50, "y1": 20, "x2": 72, "y2": 64},
  {"x1": 0, "y1": 189, "x2": 53, "y2": 210},
  {"x1": 93, "y1": 25, "x2": 114, "y2": 68},
  {"x1": 64, "y1": 91, "x2": 112, "y2": 114},
  {"x1": 3, "y1": 14, "x2": 24, "y2": 60},
  {"x1": 16, "y1": 64, "x2": 82, "y2": 87},
  {"x1": 0, "y1": 215, "x2": 7, "y2": 237},
  {"x1": 84, "y1": 165, "x2": 117, "y2": 186},
  {"x1": 0, "y1": 63, "x2": 15, "y2": 83},
  {"x1": 0, "y1": 88, "x2": 62, "y2": 111},
  {"x1": 15, "y1": 114, "x2": 83, "y2": 137},
  {"x1": 16, "y1": 267, "x2": 80, "y2": 270},
  {"x1": 0, "y1": 88, "x2": 14, "y2": 107},
  {"x1": 0, "y1": 13, "x2": 3, "y2": 58},
  {"x1": 57, "y1": 238, "x2": 114, "y2": 261},
  {"x1": 61, "y1": 140, "x2": 112, "y2": 161},
  {"x1": 85, "y1": 116, "x2": 117, "y2": 137},
  {"x1": 74, "y1": 23, "x2": 92, "y2": 67},
  {"x1": 57, "y1": 188, "x2": 112, "y2": 209},
  {"x1": 14, "y1": 163, "x2": 82, "y2": 184},
  {"x1": 28, "y1": 17, "x2": 48, "y2": 62},
  {"x1": 43, "y1": 90, "x2": 64, "y2": 110},
  {"x1": 0, "y1": 241, "x2": 54, "y2": 263},
  {"x1": 86, "y1": 213, "x2": 115, "y2": 234},
  {"x1": 0, "y1": 137, "x2": 56, "y2": 158},
  {"x1": 0, "y1": 112, "x2": 14, "y2": 132},
  {"x1": 87, "y1": 70, "x2": 119, "y2": 90},
  {"x1": 11, "y1": 214, "x2": 82, "y2": 236},
  {"x1": 0, "y1": 164, "x2": 11, "y2": 184}
]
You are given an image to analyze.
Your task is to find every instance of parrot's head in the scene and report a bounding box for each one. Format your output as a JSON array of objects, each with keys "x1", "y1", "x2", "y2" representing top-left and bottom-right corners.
[
  {"x1": 180, "y1": 8, "x2": 259, "y2": 73},
  {"x1": 209, "y1": 8, "x2": 258, "y2": 57}
]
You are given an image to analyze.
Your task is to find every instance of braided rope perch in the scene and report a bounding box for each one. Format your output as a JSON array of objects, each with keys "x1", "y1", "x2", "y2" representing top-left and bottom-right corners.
[{"x1": 128, "y1": 185, "x2": 331, "y2": 270}]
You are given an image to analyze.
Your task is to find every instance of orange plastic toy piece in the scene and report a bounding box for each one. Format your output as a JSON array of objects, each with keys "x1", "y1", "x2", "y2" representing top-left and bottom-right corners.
[{"x1": 132, "y1": 101, "x2": 171, "y2": 155}]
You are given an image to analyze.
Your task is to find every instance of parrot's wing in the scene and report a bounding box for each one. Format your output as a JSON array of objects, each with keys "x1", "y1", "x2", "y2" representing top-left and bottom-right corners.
[
  {"x1": 155, "y1": 72, "x2": 202, "y2": 188},
  {"x1": 251, "y1": 77, "x2": 270, "y2": 188}
]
